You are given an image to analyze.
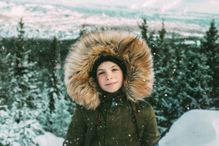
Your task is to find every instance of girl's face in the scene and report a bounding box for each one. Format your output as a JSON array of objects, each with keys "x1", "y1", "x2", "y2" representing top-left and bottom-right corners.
[{"x1": 96, "y1": 61, "x2": 124, "y2": 93}]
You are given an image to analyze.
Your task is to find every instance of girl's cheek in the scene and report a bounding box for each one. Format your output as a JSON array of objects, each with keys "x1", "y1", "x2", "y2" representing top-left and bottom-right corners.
[{"x1": 98, "y1": 75, "x2": 105, "y2": 82}]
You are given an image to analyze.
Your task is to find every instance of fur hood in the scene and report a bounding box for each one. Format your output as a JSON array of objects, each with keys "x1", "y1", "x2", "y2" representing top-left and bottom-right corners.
[{"x1": 64, "y1": 31, "x2": 154, "y2": 110}]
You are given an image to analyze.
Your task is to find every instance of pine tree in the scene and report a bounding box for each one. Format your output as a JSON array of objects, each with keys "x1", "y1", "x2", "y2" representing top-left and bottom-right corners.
[
  {"x1": 0, "y1": 45, "x2": 11, "y2": 105},
  {"x1": 9, "y1": 18, "x2": 43, "y2": 109},
  {"x1": 138, "y1": 18, "x2": 159, "y2": 59},
  {"x1": 158, "y1": 20, "x2": 166, "y2": 44},
  {"x1": 50, "y1": 92, "x2": 72, "y2": 137},
  {"x1": 184, "y1": 46, "x2": 213, "y2": 109},
  {"x1": 138, "y1": 18, "x2": 149, "y2": 42},
  {"x1": 0, "y1": 106, "x2": 44, "y2": 146},
  {"x1": 47, "y1": 37, "x2": 60, "y2": 113},
  {"x1": 155, "y1": 20, "x2": 167, "y2": 64},
  {"x1": 38, "y1": 36, "x2": 72, "y2": 137},
  {"x1": 3, "y1": 18, "x2": 45, "y2": 146},
  {"x1": 201, "y1": 19, "x2": 219, "y2": 107},
  {"x1": 151, "y1": 36, "x2": 178, "y2": 135}
]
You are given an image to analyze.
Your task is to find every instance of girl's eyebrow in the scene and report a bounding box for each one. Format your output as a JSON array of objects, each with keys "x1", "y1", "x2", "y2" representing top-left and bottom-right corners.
[
  {"x1": 97, "y1": 69, "x2": 104, "y2": 72},
  {"x1": 110, "y1": 65, "x2": 119, "y2": 69}
]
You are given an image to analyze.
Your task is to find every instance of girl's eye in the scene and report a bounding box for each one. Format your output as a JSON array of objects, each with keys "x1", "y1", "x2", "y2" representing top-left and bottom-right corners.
[
  {"x1": 112, "y1": 68, "x2": 119, "y2": 72},
  {"x1": 97, "y1": 72, "x2": 104, "y2": 76}
]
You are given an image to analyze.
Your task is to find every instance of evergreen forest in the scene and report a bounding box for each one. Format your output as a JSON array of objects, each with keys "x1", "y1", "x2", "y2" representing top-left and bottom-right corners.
[{"x1": 0, "y1": 18, "x2": 218, "y2": 145}]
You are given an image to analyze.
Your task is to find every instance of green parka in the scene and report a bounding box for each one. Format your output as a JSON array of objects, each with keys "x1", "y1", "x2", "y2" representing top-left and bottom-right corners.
[
  {"x1": 64, "y1": 93, "x2": 159, "y2": 146},
  {"x1": 64, "y1": 31, "x2": 160, "y2": 146}
]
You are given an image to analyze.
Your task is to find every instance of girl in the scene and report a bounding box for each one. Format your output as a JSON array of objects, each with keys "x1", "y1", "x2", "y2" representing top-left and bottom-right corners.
[{"x1": 64, "y1": 31, "x2": 160, "y2": 146}]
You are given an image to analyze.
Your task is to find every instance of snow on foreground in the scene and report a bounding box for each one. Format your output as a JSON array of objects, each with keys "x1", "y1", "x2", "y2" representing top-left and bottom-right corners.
[
  {"x1": 35, "y1": 110, "x2": 219, "y2": 146},
  {"x1": 36, "y1": 132, "x2": 64, "y2": 146},
  {"x1": 159, "y1": 109, "x2": 219, "y2": 146}
]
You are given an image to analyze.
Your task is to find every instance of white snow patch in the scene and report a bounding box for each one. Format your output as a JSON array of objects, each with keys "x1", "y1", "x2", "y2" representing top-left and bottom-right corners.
[
  {"x1": 159, "y1": 110, "x2": 219, "y2": 146},
  {"x1": 34, "y1": 110, "x2": 219, "y2": 146},
  {"x1": 36, "y1": 132, "x2": 64, "y2": 146},
  {"x1": 0, "y1": 0, "x2": 216, "y2": 39}
]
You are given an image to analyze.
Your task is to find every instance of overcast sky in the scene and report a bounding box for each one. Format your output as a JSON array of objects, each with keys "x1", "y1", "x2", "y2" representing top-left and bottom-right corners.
[{"x1": 4, "y1": 0, "x2": 219, "y2": 14}]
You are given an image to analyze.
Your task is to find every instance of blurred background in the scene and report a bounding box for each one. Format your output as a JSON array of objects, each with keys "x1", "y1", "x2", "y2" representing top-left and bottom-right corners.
[{"x1": 0, "y1": 0, "x2": 218, "y2": 145}]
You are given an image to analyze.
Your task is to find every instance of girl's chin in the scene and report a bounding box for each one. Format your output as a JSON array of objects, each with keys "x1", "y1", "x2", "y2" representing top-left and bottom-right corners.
[{"x1": 103, "y1": 87, "x2": 120, "y2": 93}]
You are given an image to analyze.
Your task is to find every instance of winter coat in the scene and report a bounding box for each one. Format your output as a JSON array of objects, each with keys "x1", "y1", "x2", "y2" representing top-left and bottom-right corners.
[{"x1": 64, "y1": 31, "x2": 160, "y2": 146}]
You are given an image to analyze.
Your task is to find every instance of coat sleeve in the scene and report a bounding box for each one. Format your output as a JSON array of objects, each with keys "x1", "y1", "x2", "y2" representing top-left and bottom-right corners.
[
  {"x1": 63, "y1": 106, "x2": 87, "y2": 146},
  {"x1": 142, "y1": 104, "x2": 160, "y2": 146}
]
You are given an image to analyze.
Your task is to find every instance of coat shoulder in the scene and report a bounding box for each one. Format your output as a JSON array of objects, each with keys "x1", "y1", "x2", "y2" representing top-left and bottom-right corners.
[
  {"x1": 136, "y1": 100, "x2": 153, "y2": 110},
  {"x1": 134, "y1": 100, "x2": 156, "y2": 119}
]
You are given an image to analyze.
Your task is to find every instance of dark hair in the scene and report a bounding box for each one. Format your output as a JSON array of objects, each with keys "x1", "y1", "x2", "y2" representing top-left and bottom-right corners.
[{"x1": 91, "y1": 54, "x2": 127, "y2": 81}]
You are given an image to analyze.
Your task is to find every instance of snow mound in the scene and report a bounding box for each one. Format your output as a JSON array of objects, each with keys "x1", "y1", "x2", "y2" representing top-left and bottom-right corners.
[
  {"x1": 34, "y1": 110, "x2": 219, "y2": 146},
  {"x1": 36, "y1": 132, "x2": 64, "y2": 146},
  {"x1": 159, "y1": 110, "x2": 219, "y2": 146}
]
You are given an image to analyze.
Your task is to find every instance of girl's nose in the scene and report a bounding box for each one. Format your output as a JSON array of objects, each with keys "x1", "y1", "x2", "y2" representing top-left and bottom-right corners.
[{"x1": 106, "y1": 72, "x2": 112, "y2": 80}]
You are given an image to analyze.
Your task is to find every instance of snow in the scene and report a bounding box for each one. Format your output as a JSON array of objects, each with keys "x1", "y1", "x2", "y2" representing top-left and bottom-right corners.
[
  {"x1": 34, "y1": 110, "x2": 219, "y2": 146},
  {"x1": 159, "y1": 109, "x2": 219, "y2": 146},
  {"x1": 0, "y1": 0, "x2": 218, "y2": 39},
  {"x1": 35, "y1": 132, "x2": 64, "y2": 146}
]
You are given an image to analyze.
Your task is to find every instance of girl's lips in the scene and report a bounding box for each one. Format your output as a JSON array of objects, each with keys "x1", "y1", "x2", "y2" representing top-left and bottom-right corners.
[{"x1": 105, "y1": 82, "x2": 117, "y2": 86}]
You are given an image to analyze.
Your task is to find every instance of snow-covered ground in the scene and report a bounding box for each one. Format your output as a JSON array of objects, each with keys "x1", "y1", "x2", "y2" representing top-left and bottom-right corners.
[
  {"x1": 36, "y1": 110, "x2": 219, "y2": 146},
  {"x1": 159, "y1": 110, "x2": 219, "y2": 146},
  {"x1": 36, "y1": 132, "x2": 64, "y2": 146},
  {"x1": 1, "y1": 0, "x2": 218, "y2": 39}
]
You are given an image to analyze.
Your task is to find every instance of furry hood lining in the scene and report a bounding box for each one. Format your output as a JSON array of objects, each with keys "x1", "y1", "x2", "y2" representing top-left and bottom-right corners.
[{"x1": 64, "y1": 31, "x2": 154, "y2": 110}]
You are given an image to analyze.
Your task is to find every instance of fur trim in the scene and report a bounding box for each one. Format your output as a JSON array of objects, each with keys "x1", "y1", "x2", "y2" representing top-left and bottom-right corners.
[{"x1": 64, "y1": 31, "x2": 154, "y2": 110}]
